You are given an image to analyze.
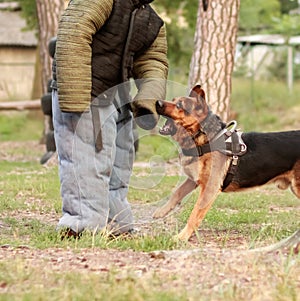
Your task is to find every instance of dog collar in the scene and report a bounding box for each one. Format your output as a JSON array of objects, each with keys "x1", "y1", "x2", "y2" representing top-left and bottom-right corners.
[{"x1": 190, "y1": 110, "x2": 221, "y2": 140}]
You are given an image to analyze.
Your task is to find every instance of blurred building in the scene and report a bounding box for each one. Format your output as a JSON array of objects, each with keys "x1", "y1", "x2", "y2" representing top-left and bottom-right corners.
[
  {"x1": 0, "y1": 2, "x2": 38, "y2": 101},
  {"x1": 235, "y1": 34, "x2": 300, "y2": 92}
]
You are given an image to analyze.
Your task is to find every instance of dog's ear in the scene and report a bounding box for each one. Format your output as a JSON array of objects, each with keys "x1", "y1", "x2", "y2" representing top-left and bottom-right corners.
[
  {"x1": 189, "y1": 84, "x2": 205, "y2": 100},
  {"x1": 190, "y1": 85, "x2": 208, "y2": 113}
]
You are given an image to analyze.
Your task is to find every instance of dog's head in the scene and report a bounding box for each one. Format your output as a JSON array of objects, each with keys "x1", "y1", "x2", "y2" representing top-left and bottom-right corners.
[{"x1": 156, "y1": 85, "x2": 209, "y2": 137}]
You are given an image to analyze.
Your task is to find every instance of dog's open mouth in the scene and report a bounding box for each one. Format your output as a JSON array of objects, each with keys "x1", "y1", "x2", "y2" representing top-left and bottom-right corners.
[{"x1": 159, "y1": 118, "x2": 177, "y2": 136}]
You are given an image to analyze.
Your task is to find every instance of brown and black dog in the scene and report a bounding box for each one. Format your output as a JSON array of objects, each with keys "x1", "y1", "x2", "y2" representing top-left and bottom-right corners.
[{"x1": 153, "y1": 85, "x2": 300, "y2": 241}]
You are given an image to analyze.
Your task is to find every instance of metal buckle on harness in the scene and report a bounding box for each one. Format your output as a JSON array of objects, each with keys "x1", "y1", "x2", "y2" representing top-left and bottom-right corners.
[
  {"x1": 236, "y1": 131, "x2": 247, "y2": 155},
  {"x1": 212, "y1": 120, "x2": 247, "y2": 157},
  {"x1": 240, "y1": 142, "x2": 247, "y2": 154},
  {"x1": 211, "y1": 120, "x2": 237, "y2": 143},
  {"x1": 226, "y1": 120, "x2": 238, "y2": 134}
]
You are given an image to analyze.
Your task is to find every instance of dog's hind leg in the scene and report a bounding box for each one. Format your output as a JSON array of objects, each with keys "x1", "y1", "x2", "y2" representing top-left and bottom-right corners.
[
  {"x1": 153, "y1": 178, "x2": 197, "y2": 218},
  {"x1": 291, "y1": 160, "x2": 300, "y2": 198}
]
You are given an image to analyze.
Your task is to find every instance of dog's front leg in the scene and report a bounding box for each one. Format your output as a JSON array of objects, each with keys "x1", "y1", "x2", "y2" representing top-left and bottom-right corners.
[
  {"x1": 153, "y1": 178, "x2": 197, "y2": 218},
  {"x1": 176, "y1": 154, "x2": 228, "y2": 241},
  {"x1": 176, "y1": 185, "x2": 221, "y2": 241}
]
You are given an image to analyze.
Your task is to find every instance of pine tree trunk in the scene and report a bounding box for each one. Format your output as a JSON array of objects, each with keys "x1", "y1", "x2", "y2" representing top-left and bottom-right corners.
[
  {"x1": 189, "y1": 0, "x2": 240, "y2": 121},
  {"x1": 35, "y1": 0, "x2": 65, "y2": 147},
  {"x1": 35, "y1": 0, "x2": 65, "y2": 94}
]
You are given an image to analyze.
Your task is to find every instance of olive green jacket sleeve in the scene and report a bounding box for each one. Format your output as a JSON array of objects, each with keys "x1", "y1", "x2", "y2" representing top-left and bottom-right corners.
[
  {"x1": 133, "y1": 25, "x2": 168, "y2": 99},
  {"x1": 131, "y1": 25, "x2": 169, "y2": 129},
  {"x1": 56, "y1": 0, "x2": 113, "y2": 112}
]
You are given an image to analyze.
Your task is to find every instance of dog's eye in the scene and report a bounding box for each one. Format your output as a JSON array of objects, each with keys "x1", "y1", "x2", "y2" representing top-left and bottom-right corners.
[{"x1": 176, "y1": 102, "x2": 183, "y2": 109}]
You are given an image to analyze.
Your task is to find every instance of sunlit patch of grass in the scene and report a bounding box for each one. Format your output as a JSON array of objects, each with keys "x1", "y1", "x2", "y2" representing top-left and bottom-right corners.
[
  {"x1": 231, "y1": 78, "x2": 300, "y2": 131},
  {"x1": 0, "y1": 111, "x2": 43, "y2": 141},
  {"x1": 0, "y1": 161, "x2": 60, "y2": 213},
  {"x1": 129, "y1": 175, "x2": 184, "y2": 204},
  {"x1": 0, "y1": 259, "x2": 189, "y2": 301}
]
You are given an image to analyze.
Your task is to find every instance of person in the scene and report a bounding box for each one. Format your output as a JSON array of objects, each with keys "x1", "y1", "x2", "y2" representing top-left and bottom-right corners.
[{"x1": 51, "y1": 0, "x2": 168, "y2": 238}]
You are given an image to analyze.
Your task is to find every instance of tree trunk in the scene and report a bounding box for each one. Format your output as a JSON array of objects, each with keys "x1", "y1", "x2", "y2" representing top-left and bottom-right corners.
[
  {"x1": 189, "y1": 0, "x2": 240, "y2": 121},
  {"x1": 35, "y1": 0, "x2": 65, "y2": 146},
  {"x1": 35, "y1": 0, "x2": 65, "y2": 94}
]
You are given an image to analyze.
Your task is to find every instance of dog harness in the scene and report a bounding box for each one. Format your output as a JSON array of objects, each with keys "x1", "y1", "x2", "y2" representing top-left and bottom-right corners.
[
  {"x1": 182, "y1": 120, "x2": 247, "y2": 157},
  {"x1": 182, "y1": 120, "x2": 247, "y2": 190}
]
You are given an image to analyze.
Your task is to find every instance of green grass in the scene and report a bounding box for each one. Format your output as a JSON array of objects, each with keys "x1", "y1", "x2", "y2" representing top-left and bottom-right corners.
[
  {"x1": 0, "y1": 264, "x2": 189, "y2": 301},
  {"x1": 231, "y1": 78, "x2": 300, "y2": 131},
  {"x1": 179, "y1": 190, "x2": 299, "y2": 246},
  {"x1": 0, "y1": 112, "x2": 43, "y2": 141},
  {"x1": 0, "y1": 161, "x2": 60, "y2": 214},
  {"x1": 135, "y1": 131, "x2": 179, "y2": 162}
]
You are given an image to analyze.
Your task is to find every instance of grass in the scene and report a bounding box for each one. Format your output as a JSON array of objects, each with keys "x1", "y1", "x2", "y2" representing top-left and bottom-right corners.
[
  {"x1": 0, "y1": 161, "x2": 60, "y2": 214},
  {"x1": 0, "y1": 78, "x2": 299, "y2": 300},
  {"x1": 177, "y1": 186, "x2": 299, "y2": 246},
  {"x1": 0, "y1": 263, "x2": 189, "y2": 301},
  {"x1": 231, "y1": 78, "x2": 300, "y2": 131},
  {"x1": 0, "y1": 111, "x2": 43, "y2": 141},
  {"x1": 135, "y1": 130, "x2": 179, "y2": 162}
]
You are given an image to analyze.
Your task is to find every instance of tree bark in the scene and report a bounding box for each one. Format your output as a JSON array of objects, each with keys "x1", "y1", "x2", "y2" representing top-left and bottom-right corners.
[
  {"x1": 35, "y1": 0, "x2": 65, "y2": 145},
  {"x1": 35, "y1": 0, "x2": 65, "y2": 94},
  {"x1": 189, "y1": 0, "x2": 240, "y2": 121}
]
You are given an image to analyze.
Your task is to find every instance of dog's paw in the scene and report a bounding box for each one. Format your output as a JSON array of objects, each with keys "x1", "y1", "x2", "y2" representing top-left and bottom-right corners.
[
  {"x1": 175, "y1": 226, "x2": 193, "y2": 241},
  {"x1": 153, "y1": 206, "x2": 169, "y2": 219}
]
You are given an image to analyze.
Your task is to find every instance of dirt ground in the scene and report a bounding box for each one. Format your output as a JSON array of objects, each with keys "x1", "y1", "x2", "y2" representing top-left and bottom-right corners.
[{"x1": 0, "y1": 141, "x2": 299, "y2": 300}]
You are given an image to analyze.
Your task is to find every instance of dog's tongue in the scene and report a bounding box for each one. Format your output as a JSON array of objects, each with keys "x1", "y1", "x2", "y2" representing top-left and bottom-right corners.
[{"x1": 159, "y1": 118, "x2": 175, "y2": 136}]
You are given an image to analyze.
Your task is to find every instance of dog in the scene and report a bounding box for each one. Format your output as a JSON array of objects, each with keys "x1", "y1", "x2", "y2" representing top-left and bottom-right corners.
[{"x1": 153, "y1": 84, "x2": 300, "y2": 241}]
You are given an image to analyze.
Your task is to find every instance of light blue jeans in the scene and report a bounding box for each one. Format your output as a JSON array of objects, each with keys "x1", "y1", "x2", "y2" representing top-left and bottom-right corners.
[{"x1": 52, "y1": 90, "x2": 134, "y2": 234}]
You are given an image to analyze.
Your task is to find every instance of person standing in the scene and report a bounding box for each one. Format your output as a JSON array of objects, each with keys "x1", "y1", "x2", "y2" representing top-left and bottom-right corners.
[{"x1": 51, "y1": 0, "x2": 168, "y2": 238}]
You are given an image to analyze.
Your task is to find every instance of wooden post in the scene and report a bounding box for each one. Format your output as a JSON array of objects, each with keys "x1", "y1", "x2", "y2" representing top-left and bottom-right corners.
[
  {"x1": 0, "y1": 100, "x2": 40, "y2": 111},
  {"x1": 287, "y1": 46, "x2": 293, "y2": 94}
]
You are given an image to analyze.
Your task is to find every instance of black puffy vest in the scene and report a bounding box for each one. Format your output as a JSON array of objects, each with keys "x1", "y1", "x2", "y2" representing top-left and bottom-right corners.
[{"x1": 91, "y1": 0, "x2": 163, "y2": 98}]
